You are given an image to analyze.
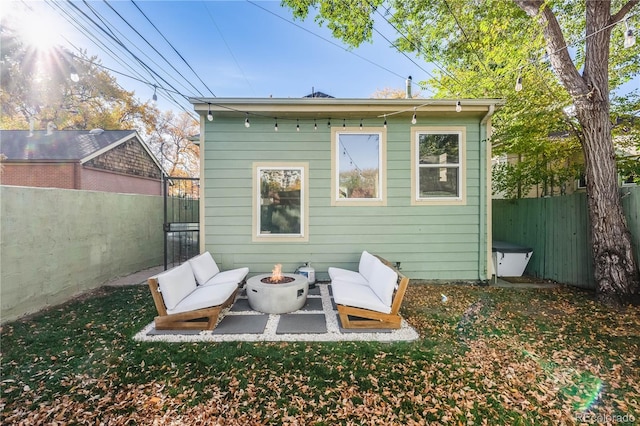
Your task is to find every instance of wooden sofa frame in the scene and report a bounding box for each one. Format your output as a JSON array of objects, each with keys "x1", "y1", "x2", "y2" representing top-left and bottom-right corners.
[
  {"x1": 148, "y1": 277, "x2": 238, "y2": 330},
  {"x1": 336, "y1": 255, "x2": 410, "y2": 329}
]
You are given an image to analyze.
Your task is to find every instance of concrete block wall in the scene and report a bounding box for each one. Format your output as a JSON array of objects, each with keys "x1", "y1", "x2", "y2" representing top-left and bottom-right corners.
[{"x1": 0, "y1": 185, "x2": 164, "y2": 323}]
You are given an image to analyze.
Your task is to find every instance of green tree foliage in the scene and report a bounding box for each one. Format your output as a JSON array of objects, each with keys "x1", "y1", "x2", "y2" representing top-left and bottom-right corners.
[{"x1": 0, "y1": 24, "x2": 157, "y2": 133}]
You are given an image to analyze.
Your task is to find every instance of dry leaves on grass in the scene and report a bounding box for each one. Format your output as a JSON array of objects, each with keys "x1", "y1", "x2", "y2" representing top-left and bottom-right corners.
[{"x1": 2, "y1": 283, "x2": 639, "y2": 425}]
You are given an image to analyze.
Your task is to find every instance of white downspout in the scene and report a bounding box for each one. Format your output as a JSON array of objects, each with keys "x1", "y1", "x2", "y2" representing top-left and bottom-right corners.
[{"x1": 480, "y1": 104, "x2": 496, "y2": 281}]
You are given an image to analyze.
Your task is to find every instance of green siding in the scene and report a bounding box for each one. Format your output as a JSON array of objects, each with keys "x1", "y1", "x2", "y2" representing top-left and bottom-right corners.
[{"x1": 204, "y1": 115, "x2": 489, "y2": 281}]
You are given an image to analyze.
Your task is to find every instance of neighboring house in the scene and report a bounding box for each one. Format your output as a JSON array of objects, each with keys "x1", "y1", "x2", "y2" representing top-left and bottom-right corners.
[
  {"x1": 192, "y1": 97, "x2": 502, "y2": 282},
  {"x1": 0, "y1": 128, "x2": 164, "y2": 195},
  {"x1": 492, "y1": 132, "x2": 638, "y2": 199}
]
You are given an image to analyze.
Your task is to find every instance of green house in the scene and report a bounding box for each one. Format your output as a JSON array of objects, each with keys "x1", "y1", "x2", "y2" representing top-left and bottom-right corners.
[{"x1": 191, "y1": 97, "x2": 501, "y2": 282}]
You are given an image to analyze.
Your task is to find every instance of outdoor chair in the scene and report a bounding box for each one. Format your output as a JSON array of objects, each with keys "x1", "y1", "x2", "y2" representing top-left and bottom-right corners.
[
  {"x1": 147, "y1": 252, "x2": 248, "y2": 330},
  {"x1": 329, "y1": 251, "x2": 409, "y2": 329}
]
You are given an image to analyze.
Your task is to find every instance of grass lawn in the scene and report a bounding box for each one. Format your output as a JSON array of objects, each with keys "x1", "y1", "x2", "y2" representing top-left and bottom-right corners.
[{"x1": 1, "y1": 282, "x2": 639, "y2": 425}]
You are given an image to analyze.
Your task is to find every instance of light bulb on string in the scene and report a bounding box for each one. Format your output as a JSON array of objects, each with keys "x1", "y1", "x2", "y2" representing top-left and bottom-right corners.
[
  {"x1": 515, "y1": 75, "x2": 523, "y2": 92},
  {"x1": 383, "y1": 115, "x2": 387, "y2": 129},
  {"x1": 152, "y1": 86, "x2": 158, "y2": 102},
  {"x1": 359, "y1": 119, "x2": 363, "y2": 130},
  {"x1": 274, "y1": 118, "x2": 278, "y2": 132},
  {"x1": 314, "y1": 119, "x2": 318, "y2": 131},
  {"x1": 411, "y1": 107, "x2": 417, "y2": 125},
  {"x1": 327, "y1": 118, "x2": 331, "y2": 127},
  {"x1": 207, "y1": 104, "x2": 213, "y2": 122},
  {"x1": 244, "y1": 113, "x2": 250, "y2": 128},
  {"x1": 624, "y1": 21, "x2": 636, "y2": 48},
  {"x1": 296, "y1": 119, "x2": 300, "y2": 132},
  {"x1": 343, "y1": 119, "x2": 346, "y2": 129},
  {"x1": 69, "y1": 65, "x2": 79, "y2": 83},
  {"x1": 456, "y1": 100, "x2": 462, "y2": 113}
]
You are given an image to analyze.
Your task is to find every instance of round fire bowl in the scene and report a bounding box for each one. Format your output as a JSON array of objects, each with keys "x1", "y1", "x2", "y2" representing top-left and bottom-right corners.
[{"x1": 246, "y1": 273, "x2": 309, "y2": 314}]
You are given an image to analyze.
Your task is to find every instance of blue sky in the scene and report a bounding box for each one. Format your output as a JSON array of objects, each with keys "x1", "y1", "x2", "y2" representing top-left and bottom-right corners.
[
  {"x1": 5, "y1": 0, "x2": 434, "y2": 115},
  {"x1": 5, "y1": 1, "x2": 637, "y2": 118}
]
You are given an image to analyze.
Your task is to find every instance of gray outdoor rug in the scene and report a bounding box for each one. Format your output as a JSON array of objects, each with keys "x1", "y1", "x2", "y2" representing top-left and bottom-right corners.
[{"x1": 134, "y1": 283, "x2": 419, "y2": 342}]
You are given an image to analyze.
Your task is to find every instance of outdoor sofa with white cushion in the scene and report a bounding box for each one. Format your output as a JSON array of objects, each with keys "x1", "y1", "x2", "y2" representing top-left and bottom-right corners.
[
  {"x1": 329, "y1": 251, "x2": 409, "y2": 329},
  {"x1": 147, "y1": 252, "x2": 248, "y2": 330}
]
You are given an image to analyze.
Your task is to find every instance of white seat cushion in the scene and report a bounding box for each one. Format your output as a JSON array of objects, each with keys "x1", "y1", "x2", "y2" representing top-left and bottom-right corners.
[
  {"x1": 328, "y1": 267, "x2": 368, "y2": 285},
  {"x1": 332, "y1": 280, "x2": 391, "y2": 314},
  {"x1": 358, "y1": 251, "x2": 380, "y2": 283},
  {"x1": 157, "y1": 263, "x2": 197, "y2": 310},
  {"x1": 167, "y1": 281, "x2": 238, "y2": 315},
  {"x1": 202, "y1": 267, "x2": 249, "y2": 286},
  {"x1": 367, "y1": 261, "x2": 398, "y2": 307},
  {"x1": 189, "y1": 252, "x2": 221, "y2": 285}
]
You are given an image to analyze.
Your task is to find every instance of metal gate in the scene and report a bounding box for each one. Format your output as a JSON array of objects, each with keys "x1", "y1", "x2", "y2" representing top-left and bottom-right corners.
[{"x1": 164, "y1": 176, "x2": 200, "y2": 269}]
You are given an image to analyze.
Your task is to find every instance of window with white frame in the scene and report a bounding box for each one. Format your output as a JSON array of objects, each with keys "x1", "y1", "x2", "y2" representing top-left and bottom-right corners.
[
  {"x1": 331, "y1": 128, "x2": 386, "y2": 206},
  {"x1": 253, "y1": 163, "x2": 308, "y2": 242},
  {"x1": 411, "y1": 127, "x2": 466, "y2": 205}
]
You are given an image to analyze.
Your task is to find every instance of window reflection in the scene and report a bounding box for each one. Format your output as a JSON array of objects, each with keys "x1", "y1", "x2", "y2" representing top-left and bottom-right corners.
[
  {"x1": 417, "y1": 133, "x2": 461, "y2": 198},
  {"x1": 259, "y1": 168, "x2": 302, "y2": 235},
  {"x1": 337, "y1": 133, "x2": 381, "y2": 199}
]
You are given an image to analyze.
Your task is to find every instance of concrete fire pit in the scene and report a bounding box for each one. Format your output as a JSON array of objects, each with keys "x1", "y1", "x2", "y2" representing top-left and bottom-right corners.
[{"x1": 246, "y1": 273, "x2": 309, "y2": 314}]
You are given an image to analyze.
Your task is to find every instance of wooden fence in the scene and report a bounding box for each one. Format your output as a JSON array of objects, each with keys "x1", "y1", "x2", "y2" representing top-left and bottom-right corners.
[{"x1": 492, "y1": 186, "x2": 639, "y2": 289}]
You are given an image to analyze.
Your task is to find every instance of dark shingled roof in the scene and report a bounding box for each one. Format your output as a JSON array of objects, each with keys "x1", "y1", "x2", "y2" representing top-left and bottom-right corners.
[
  {"x1": 303, "y1": 91, "x2": 334, "y2": 98},
  {"x1": 0, "y1": 130, "x2": 137, "y2": 161}
]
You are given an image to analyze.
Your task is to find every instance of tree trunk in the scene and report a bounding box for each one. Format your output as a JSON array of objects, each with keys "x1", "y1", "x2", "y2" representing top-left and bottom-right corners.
[
  {"x1": 575, "y1": 2, "x2": 640, "y2": 304},
  {"x1": 515, "y1": 0, "x2": 640, "y2": 304},
  {"x1": 577, "y1": 104, "x2": 640, "y2": 305}
]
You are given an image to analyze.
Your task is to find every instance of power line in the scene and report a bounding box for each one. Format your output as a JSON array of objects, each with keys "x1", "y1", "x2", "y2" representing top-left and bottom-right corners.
[
  {"x1": 202, "y1": 1, "x2": 255, "y2": 96},
  {"x1": 442, "y1": 0, "x2": 490, "y2": 74},
  {"x1": 130, "y1": 0, "x2": 216, "y2": 97},
  {"x1": 246, "y1": 0, "x2": 410, "y2": 85},
  {"x1": 370, "y1": 3, "x2": 474, "y2": 96},
  {"x1": 64, "y1": 0, "x2": 196, "y2": 111},
  {"x1": 101, "y1": 0, "x2": 205, "y2": 98},
  {"x1": 48, "y1": 0, "x2": 194, "y2": 115}
]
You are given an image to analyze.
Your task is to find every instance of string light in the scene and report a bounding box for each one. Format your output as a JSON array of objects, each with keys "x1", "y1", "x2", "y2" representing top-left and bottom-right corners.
[
  {"x1": 624, "y1": 20, "x2": 636, "y2": 48},
  {"x1": 327, "y1": 118, "x2": 331, "y2": 127},
  {"x1": 359, "y1": 119, "x2": 363, "y2": 130},
  {"x1": 343, "y1": 119, "x2": 346, "y2": 129},
  {"x1": 383, "y1": 115, "x2": 387, "y2": 129},
  {"x1": 515, "y1": 74, "x2": 523, "y2": 92},
  {"x1": 274, "y1": 118, "x2": 278, "y2": 132},
  {"x1": 314, "y1": 119, "x2": 318, "y2": 131},
  {"x1": 296, "y1": 119, "x2": 300, "y2": 131},
  {"x1": 411, "y1": 107, "x2": 417, "y2": 124},
  {"x1": 69, "y1": 65, "x2": 79, "y2": 83},
  {"x1": 207, "y1": 103, "x2": 213, "y2": 121},
  {"x1": 456, "y1": 100, "x2": 462, "y2": 113},
  {"x1": 244, "y1": 113, "x2": 250, "y2": 128}
]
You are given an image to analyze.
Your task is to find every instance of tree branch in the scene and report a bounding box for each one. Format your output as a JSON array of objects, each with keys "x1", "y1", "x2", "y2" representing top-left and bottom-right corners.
[
  {"x1": 610, "y1": 0, "x2": 639, "y2": 25},
  {"x1": 513, "y1": 0, "x2": 588, "y2": 97}
]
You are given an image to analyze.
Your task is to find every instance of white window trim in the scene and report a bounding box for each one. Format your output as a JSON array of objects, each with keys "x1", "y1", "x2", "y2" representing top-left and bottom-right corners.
[
  {"x1": 331, "y1": 127, "x2": 387, "y2": 206},
  {"x1": 252, "y1": 162, "x2": 309, "y2": 242},
  {"x1": 411, "y1": 126, "x2": 467, "y2": 206}
]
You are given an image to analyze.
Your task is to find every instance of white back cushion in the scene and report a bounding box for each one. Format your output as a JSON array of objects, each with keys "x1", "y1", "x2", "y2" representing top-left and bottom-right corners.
[
  {"x1": 189, "y1": 252, "x2": 220, "y2": 285},
  {"x1": 367, "y1": 261, "x2": 398, "y2": 307},
  {"x1": 358, "y1": 251, "x2": 379, "y2": 283},
  {"x1": 157, "y1": 262, "x2": 197, "y2": 310}
]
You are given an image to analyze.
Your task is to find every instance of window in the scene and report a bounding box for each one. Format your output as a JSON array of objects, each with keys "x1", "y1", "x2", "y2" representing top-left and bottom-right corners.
[
  {"x1": 331, "y1": 128, "x2": 386, "y2": 206},
  {"x1": 253, "y1": 162, "x2": 308, "y2": 242},
  {"x1": 411, "y1": 127, "x2": 466, "y2": 205}
]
